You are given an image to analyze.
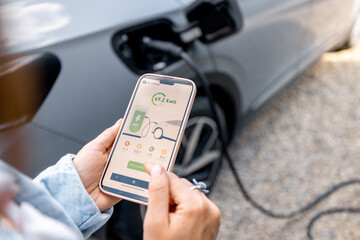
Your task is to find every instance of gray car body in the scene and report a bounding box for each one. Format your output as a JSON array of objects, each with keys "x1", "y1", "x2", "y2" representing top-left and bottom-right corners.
[{"x1": 1, "y1": 0, "x2": 359, "y2": 177}]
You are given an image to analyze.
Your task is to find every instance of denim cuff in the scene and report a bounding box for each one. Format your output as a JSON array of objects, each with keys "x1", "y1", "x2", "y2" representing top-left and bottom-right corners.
[{"x1": 33, "y1": 154, "x2": 113, "y2": 239}]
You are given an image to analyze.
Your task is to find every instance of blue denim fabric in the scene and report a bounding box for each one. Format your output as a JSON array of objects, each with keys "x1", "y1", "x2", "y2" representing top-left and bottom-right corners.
[{"x1": 0, "y1": 154, "x2": 113, "y2": 239}]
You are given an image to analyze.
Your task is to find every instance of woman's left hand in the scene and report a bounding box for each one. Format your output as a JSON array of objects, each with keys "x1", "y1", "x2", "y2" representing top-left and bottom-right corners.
[{"x1": 73, "y1": 119, "x2": 122, "y2": 212}]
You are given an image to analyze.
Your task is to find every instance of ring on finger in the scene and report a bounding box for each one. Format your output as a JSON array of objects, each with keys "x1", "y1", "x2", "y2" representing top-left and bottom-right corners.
[{"x1": 190, "y1": 178, "x2": 209, "y2": 194}]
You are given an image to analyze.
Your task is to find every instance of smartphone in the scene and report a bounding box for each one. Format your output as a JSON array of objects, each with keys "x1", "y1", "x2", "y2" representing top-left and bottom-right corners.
[{"x1": 100, "y1": 74, "x2": 197, "y2": 205}]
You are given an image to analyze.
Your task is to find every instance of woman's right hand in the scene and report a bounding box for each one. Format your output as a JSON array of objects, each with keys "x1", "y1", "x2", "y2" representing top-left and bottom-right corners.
[{"x1": 143, "y1": 163, "x2": 221, "y2": 240}]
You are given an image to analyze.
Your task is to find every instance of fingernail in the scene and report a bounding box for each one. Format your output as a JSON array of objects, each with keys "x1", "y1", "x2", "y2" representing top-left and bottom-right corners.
[
  {"x1": 144, "y1": 162, "x2": 154, "y2": 169},
  {"x1": 151, "y1": 165, "x2": 163, "y2": 177},
  {"x1": 115, "y1": 119, "x2": 122, "y2": 125}
]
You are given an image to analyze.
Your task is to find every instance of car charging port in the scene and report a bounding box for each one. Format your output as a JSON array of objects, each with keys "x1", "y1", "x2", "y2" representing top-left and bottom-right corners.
[
  {"x1": 112, "y1": 19, "x2": 189, "y2": 75},
  {"x1": 112, "y1": 1, "x2": 242, "y2": 75}
]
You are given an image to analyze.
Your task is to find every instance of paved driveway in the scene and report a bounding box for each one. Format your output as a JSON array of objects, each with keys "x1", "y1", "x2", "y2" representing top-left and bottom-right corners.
[{"x1": 210, "y1": 45, "x2": 360, "y2": 240}]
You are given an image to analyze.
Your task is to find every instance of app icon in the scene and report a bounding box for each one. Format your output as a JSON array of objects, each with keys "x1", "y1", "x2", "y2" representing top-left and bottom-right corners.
[
  {"x1": 137, "y1": 144, "x2": 142, "y2": 149},
  {"x1": 161, "y1": 149, "x2": 167, "y2": 155},
  {"x1": 149, "y1": 146, "x2": 155, "y2": 152},
  {"x1": 129, "y1": 110, "x2": 146, "y2": 133},
  {"x1": 124, "y1": 141, "x2": 130, "y2": 146}
]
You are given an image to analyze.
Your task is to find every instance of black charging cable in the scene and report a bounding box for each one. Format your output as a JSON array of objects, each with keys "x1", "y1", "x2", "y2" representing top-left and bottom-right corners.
[{"x1": 142, "y1": 36, "x2": 360, "y2": 239}]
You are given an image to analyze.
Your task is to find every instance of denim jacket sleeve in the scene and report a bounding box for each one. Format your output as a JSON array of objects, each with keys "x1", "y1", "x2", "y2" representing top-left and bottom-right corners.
[{"x1": 33, "y1": 154, "x2": 113, "y2": 239}]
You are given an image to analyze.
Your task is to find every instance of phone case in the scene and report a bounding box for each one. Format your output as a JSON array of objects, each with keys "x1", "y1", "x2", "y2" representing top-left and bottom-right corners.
[{"x1": 99, "y1": 73, "x2": 197, "y2": 205}]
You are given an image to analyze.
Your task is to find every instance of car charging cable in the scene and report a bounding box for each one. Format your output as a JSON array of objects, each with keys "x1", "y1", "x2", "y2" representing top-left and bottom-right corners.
[{"x1": 142, "y1": 36, "x2": 360, "y2": 240}]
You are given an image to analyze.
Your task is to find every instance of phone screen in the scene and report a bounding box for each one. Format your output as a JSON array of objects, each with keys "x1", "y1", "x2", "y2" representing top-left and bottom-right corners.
[{"x1": 101, "y1": 75, "x2": 196, "y2": 204}]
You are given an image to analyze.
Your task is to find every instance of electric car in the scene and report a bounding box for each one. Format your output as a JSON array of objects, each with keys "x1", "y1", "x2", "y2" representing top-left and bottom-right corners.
[{"x1": 1, "y1": 0, "x2": 359, "y2": 239}]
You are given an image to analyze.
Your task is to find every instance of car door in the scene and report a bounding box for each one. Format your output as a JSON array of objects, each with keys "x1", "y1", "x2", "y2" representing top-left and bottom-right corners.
[
  {"x1": 205, "y1": 0, "x2": 312, "y2": 112},
  {"x1": 308, "y1": 0, "x2": 358, "y2": 50}
]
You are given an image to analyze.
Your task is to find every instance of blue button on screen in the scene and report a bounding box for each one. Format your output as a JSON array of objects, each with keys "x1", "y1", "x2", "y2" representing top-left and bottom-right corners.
[{"x1": 110, "y1": 173, "x2": 149, "y2": 189}]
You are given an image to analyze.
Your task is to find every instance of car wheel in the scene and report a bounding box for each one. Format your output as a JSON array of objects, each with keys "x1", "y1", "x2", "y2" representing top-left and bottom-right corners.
[
  {"x1": 173, "y1": 96, "x2": 226, "y2": 189},
  {"x1": 105, "y1": 96, "x2": 227, "y2": 240}
]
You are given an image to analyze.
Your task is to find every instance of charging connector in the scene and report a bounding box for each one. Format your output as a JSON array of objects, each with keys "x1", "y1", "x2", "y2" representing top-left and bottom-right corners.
[{"x1": 142, "y1": 37, "x2": 184, "y2": 58}]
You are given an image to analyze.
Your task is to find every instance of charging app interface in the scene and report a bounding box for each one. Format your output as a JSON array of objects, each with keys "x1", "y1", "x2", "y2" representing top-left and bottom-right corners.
[{"x1": 102, "y1": 77, "x2": 194, "y2": 203}]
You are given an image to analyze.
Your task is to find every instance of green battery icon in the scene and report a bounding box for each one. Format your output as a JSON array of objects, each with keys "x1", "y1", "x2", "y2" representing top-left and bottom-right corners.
[{"x1": 129, "y1": 110, "x2": 146, "y2": 133}]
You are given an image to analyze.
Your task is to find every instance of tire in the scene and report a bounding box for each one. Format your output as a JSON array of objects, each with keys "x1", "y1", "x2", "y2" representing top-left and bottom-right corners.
[
  {"x1": 173, "y1": 96, "x2": 226, "y2": 189},
  {"x1": 105, "y1": 96, "x2": 227, "y2": 240},
  {"x1": 106, "y1": 201, "x2": 144, "y2": 240}
]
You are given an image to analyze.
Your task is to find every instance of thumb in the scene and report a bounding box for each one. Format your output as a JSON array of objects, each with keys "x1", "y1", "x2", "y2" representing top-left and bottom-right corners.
[
  {"x1": 91, "y1": 119, "x2": 122, "y2": 151},
  {"x1": 144, "y1": 164, "x2": 169, "y2": 228}
]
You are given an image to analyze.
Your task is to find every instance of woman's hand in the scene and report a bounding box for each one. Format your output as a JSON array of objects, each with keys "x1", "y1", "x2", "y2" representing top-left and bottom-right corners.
[
  {"x1": 73, "y1": 119, "x2": 122, "y2": 212},
  {"x1": 143, "y1": 163, "x2": 221, "y2": 240}
]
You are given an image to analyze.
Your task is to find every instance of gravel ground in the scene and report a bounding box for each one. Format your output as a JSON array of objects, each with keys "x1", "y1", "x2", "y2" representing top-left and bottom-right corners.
[{"x1": 210, "y1": 45, "x2": 360, "y2": 240}]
